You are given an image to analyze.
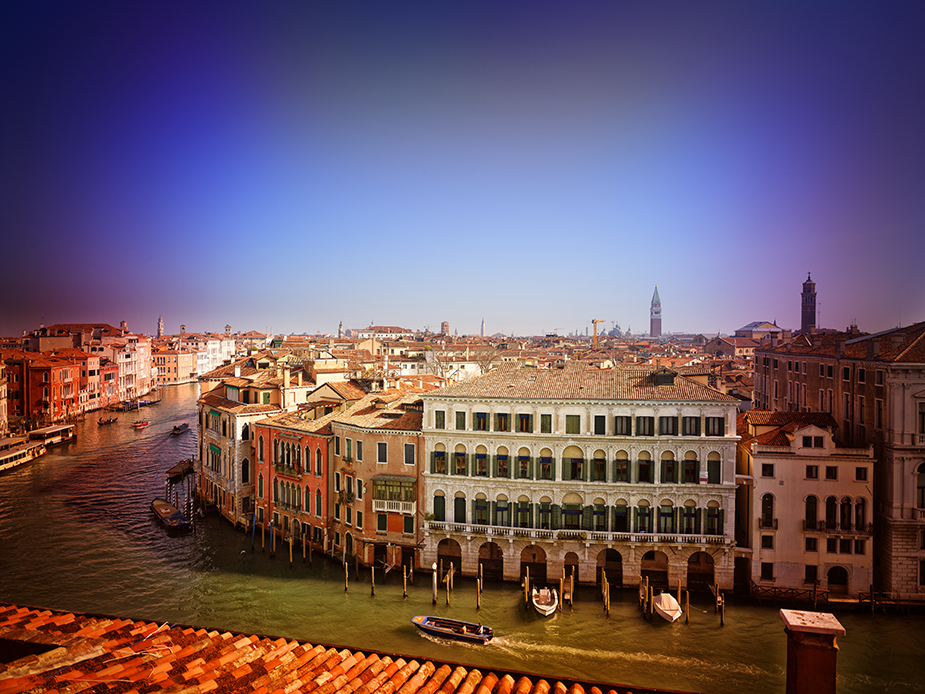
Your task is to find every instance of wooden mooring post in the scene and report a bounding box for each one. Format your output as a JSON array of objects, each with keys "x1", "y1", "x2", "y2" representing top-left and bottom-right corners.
[
  {"x1": 524, "y1": 567, "x2": 530, "y2": 604},
  {"x1": 344, "y1": 559, "x2": 348, "y2": 593},
  {"x1": 403, "y1": 565, "x2": 408, "y2": 599},
  {"x1": 288, "y1": 534, "x2": 293, "y2": 566},
  {"x1": 371, "y1": 566, "x2": 375, "y2": 596},
  {"x1": 432, "y1": 562, "x2": 437, "y2": 604}
]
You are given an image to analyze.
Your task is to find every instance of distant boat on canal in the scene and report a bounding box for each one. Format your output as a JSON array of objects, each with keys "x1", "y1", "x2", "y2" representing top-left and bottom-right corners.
[
  {"x1": 132, "y1": 421, "x2": 149, "y2": 429},
  {"x1": 28, "y1": 424, "x2": 76, "y2": 447},
  {"x1": 165, "y1": 458, "x2": 194, "y2": 480},
  {"x1": 150, "y1": 498, "x2": 192, "y2": 533},
  {"x1": 170, "y1": 423, "x2": 189, "y2": 436},
  {"x1": 98, "y1": 416, "x2": 117, "y2": 425}
]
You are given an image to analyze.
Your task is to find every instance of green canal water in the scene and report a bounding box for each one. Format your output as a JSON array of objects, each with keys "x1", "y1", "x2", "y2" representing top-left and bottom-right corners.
[{"x1": 0, "y1": 383, "x2": 922, "y2": 693}]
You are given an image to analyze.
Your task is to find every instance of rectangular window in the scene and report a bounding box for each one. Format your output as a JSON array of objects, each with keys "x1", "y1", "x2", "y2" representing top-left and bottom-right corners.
[
  {"x1": 356, "y1": 478, "x2": 363, "y2": 500},
  {"x1": 858, "y1": 368, "x2": 866, "y2": 384},
  {"x1": 334, "y1": 504, "x2": 341, "y2": 521},
  {"x1": 496, "y1": 454, "x2": 509, "y2": 478},
  {"x1": 403, "y1": 515, "x2": 414, "y2": 534},
  {"x1": 636, "y1": 416, "x2": 654, "y2": 436},
  {"x1": 876, "y1": 370, "x2": 884, "y2": 386},
  {"x1": 346, "y1": 507, "x2": 352, "y2": 525},
  {"x1": 839, "y1": 539, "x2": 852, "y2": 554},
  {"x1": 377, "y1": 442, "x2": 387, "y2": 464},
  {"x1": 682, "y1": 417, "x2": 701, "y2": 436},
  {"x1": 565, "y1": 415, "x2": 580, "y2": 434},
  {"x1": 334, "y1": 472, "x2": 341, "y2": 492},
  {"x1": 594, "y1": 415, "x2": 606, "y2": 435},
  {"x1": 761, "y1": 464, "x2": 775, "y2": 478},
  {"x1": 335, "y1": 436, "x2": 341, "y2": 456},
  {"x1": 356, "y1": 440, "x2": 363, "y2": 461},
  {"x1": 705, "y1": 417, "x2": 725, "y2": 436},
  {"x1": 541, "y1": 414, "x2": 552, "y2": 433},
  {"x1": 802, "y1": 436, "x2": 812, "y2": 447},
  {"x1": 455, "y1": 452, "x2": 467, "y2": 475},
  {"x1": 475, "y1": 412, "x2": 488, "y2": 431},
  {"x1": 262, "y1": 392, "x2": 270, "y2": 405},
  {"x1": 614, "y1": 416, "x2": 632, "y2": 435},
  {"x1": 875, "y1": 399, "x2": 883, "y2": 429},
  {"x1": 819, "y1": 364, "x2": 825, "y2": 377},
  {"x1": 805, "y1": 565, "x2": 817, "y2": 584},
  {"x1": 377, "y1": 513, "x2": 387, "y2": 531},
  {"x1": 495, "y1": 413, "x2": 510, "y2": 431},
  {"x1": 760, "y1": 562, "x2": 774, "y2": 581},
  {"x1": 404, "y1": 443, "x2": 415, "y2": 465},
  {"x1": 805, "y1": 537, "x2": 817, "y2": 552},
  {"x1": 825, "y1": 466, "x2": 838, "y2": 480},
  {"x1": 356, "y1": 510, "x2": 363, "y2": 529},
  {"x1": 827, "y1": 365, "x2": 834, "y2": 378},
  {"x1": 854, "y1": 539, "x2": 865, "y2": 555},
  {"x1": 475, "y1": 453, "x2": 487, "y2": 476},
  {"x1": 806, "y1": 465, "x2": 818, "y2": 479},
  {"x1": 843, "y1": 367, "x2": 850, "y2": 381},
  {"x1": 345, "y1": 438, "x2": 352, "y2": 461},
  {"x1": 856, "y1": 467, "x2": 868, "y2": 481},
  {"x1": 518, "y1": 456, "x2": 530, "y2": 479},
  {"x1": 435, "y1": 410, "x2": 445, "y2": 429},
  {"x1": 614, "y1": 459, "x2": 628, "y2": 482},
  {"x1": 517, "y1": 413, "x2": 533, "y2": 433},
  {"x1": 456, "y1": 411, "x2": 466, "y2": 430},
  {"x1": 826, "y1": 538, "x2": 838, "y2": 553},
  {"x1": 761, "y1": 535, "x2": 774, "y2": 549},
  {"x1": 659, "y1": 417, "x2": 678, "y2": 435}
]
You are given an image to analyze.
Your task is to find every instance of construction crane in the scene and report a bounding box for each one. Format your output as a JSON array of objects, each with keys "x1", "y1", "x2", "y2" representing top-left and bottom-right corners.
[{"x1": 592, "y1": 319, "x2": 605, "y2": 349}]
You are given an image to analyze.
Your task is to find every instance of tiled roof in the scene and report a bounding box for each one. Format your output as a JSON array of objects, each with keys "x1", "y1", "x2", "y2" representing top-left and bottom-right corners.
[
  {"x1": 0, "y1": 603, "x2": 672, "y2": 694},
  {"x1": 759, "y1": 321, "x2": 925, "y2": 363},
  {"x1": 333, "y1": 391, "x2": 424, "y2": 432},
  {"x1": 427, "y1": 363, "x2": 736, "y2": 403},
  {"x1": 199, "y1": 393, "x2": 280, "y2": 415},
  {"x1": 742, "y1": 410, "x2": 838, "y2": 429}
]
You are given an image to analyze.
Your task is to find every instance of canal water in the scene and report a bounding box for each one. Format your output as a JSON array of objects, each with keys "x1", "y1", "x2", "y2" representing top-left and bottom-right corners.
[{"x1": 1, "y1": 383, "x2": 922, "y2": 693}]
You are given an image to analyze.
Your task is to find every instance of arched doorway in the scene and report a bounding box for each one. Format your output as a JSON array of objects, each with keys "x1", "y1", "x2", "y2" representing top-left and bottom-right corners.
[
  {"x1": 564, "y1": 551, "x2": 580, "y2": 584},
  {"x1": 827, "y1": 566, "x2": 849, "y2": 595},
  {"x1": 641, "y1": 550, "x2": 669, "y2": 589},
  {"x1": 479, "y1": 541, "x2": 504, "y2": 580},
  {"x1": 687, "y1": 551, "x2": 715, "y2": 590},
  {"x1": 344, "y1": 533, "x2": 353, "y2": 559},
  {"x1": 597, "y1": 549, "x2": 623, "y2": 586},
  {"x1": 437, "y1": 538, "x2": 462, "y2": 576},
  {"x1": 521, "y1": 544, "x2": 547, "y2": 583}
]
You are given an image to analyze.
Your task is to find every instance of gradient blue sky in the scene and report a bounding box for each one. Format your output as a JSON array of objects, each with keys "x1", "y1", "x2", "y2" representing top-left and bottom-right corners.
[{"x1": 3, "y1": 1, "x2": 923, "y2": 338}]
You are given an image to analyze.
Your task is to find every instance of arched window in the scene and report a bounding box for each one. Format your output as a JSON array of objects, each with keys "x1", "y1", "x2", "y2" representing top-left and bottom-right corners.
[
  {"x1": 222, "y1": 418, "x2": 227, "y2": 437},
  {"x1": 258, "y1": 473, "x2": 264, "y2": 499},
  {"x1": 825, "y1": 496, "x2": 837, "y2": 530},
  {"x1": 241, "y1": 423, "x2": 250, "y2": 441},
  {"x1": 258, "y1": 436, "x2": 264, "y2": 461},
  {"x1": 760, "y1": 494, "x2": 775, "y2": 528},
  {"x1": 855, "y1": 498, "x2": 866, "y2": 530},
  {"x1": 305, "y1": 487, "x2": 311, "y2": 513},
  {"x1": 315, "y1": 448, "x2": 322, "y2": 475},
  {"x1": 315, "y1": 488, "x2": 322, "y2": 516},
  {"x1": 273, "y1": 479, "x2": 279, "y2": 503},
  {"x1": 805, "y1": 495, "x2": 818, "y2": 529},
  {"x1": 273, "y1": 439, "x2": 279, "y2": 464},
  {"x1": 241, "y1": 458, "x2": 250, "y2": 484},
  {"x1": 840, "y1": 497, "x2": 852, "y2": 531}
]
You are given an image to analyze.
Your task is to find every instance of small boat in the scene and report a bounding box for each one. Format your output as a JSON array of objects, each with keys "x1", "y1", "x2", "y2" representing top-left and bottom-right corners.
[
  {"x1": 653, "y1": 592, "x2": 683, "y2": 623},
  {"x1": 411, "y1": 615, "x2": 493, "y2": 644},
  {"x1": 170, "y1": 423, "x2": 190, "y2": 436},
  {"x1": 132, "y1": 421, "x2": 149, "y2": 429},
  {"x1": 98, "y1": 417, "x2": 117, "y2": 425},
  {"x1": 165, "y1": 459, "x2": 195, "y2": 480},
  {"x1": 531, "y1": 586, "x2": 559, "y2": 617},
  {"x1": 150, "y1": 498, "x2": 192, "y2": 533}
]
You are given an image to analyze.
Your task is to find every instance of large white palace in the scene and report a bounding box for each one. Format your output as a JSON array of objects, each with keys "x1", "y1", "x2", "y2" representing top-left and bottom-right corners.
[{"x1": 419, "y1": 361, "x2": 740, "y2": 590}]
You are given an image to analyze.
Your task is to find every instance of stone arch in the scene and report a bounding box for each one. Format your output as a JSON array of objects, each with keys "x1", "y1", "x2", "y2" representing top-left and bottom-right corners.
[
  {"x1": 641, "y1": 549, "x2": 669, "y2": 588},
  {"x1": 479, "y1": 541, "x2": 504, "y2": 580},
  {"x1": 519, "y1": 446, "x2": 532, "y2": 457},
  {"x1": 564, "y1": 551, "x2": 580, "y2": 584},
  {"x1": 437, "y1": 538, "x2": 462, "y2": 574},
  {"x1": 562, "y1": 445, "x2": 583, "y2": 458},
  {"x1": 497, "y1": 445, "x2": 509, "y2": 456},
  {"x1": 562, "y1": 492, "x2": 583, "y2": 505},
  {"x1": 521, "y1": 544, "x2": 547, "y2": 583},
  {"x1": 687, "y1": 551, "x2": 715, "y2": 590},
  {"x1": 827, "y1": 565, "x2": 849, "y2": 594},
  {"x1": 597, "y1": 548, "x2": 623, "y2": 586}
]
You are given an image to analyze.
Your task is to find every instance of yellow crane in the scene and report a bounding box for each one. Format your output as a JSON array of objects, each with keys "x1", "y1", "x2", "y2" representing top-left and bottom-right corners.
[{"x1": 592, "y1": 319, "x2": 605, "y2": 349}]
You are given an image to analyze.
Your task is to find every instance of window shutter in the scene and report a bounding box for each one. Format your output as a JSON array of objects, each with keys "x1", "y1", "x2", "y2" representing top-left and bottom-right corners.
[
  {"x1": 430, "y1": 451, "x2": 436, "y2": 473},
  {"x1": 528, "y1": 414, "x2": 534, "y2": 432},
  {"x1": 672, "y1": 507, "x2": 679, "y2": 533},
  {"x1": 529, "y1": 456, "x2": 535, "y2": 480},
  {"x1": 660, "y1": 460, "x2": 667, "y2": 483},
  {"x1": 718, "y1": 509, "x2": 725, "y2": 534},
  {"x1": 490, "y1": 501, "x2": 497, "y2": 525},
  {"x1": 633, "y1": 507, "x2": 639, "y2": 532},
  {"x1": 434, "y1": 496, "x2": 445, "y2": 522},
  {"x1": 695, "y1": 508, "x2": 702, "y2": 534},
  {"x1": 582, "y1": 506, "x2": 593, "y2": 531},
  {"x1": 491, "y1": 454, "x2": 497, "y2": 477},
  {"x1": 708, "y1": 459, "x2": 720, "y2": 484},
  {"x1": 551, "y1": 504, "x2": 561, "y2": 529}
]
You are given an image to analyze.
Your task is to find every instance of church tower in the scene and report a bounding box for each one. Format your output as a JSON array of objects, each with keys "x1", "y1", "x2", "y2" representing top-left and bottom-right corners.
[
  {"x1": 157, "y1": 316, "x2": 164, "y2": 338},
  {"x1": 801, "y1": 273, "x2": 817, "y2": 334},
  {"x1": 649, "y1": 286, "x2": 662, "y2": 338}
]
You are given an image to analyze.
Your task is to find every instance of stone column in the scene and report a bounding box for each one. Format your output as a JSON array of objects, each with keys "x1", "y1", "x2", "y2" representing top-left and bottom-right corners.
[{"x1": 780, "y1": 609, "x2": 845, "y2": 694}]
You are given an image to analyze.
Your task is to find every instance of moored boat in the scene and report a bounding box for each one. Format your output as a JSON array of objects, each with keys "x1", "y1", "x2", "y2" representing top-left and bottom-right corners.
[
  {"x1": 166, "y1": 458, "x2": 195, "y2": 480},
  {"x1": 132, "y1": 421, "x2": 149, "y2": 429},
  {"x1": 653, "y1": 592, "x2": 683, "y2": 623},
  {"x1": 28, "y1": 424, "x2": 76, "y2": 447},
  {"x1": 150, "y1": 498, "x2": 192, "y2": 533},
  {"x1": 98, "y1": 416, "x2": 117, "y2": 425},
  {"x1": 171, "y1": 423, "x2": 189, "y2": 436},
  {"x1": 411, "y1": 615, "x2": 493, "y2": 644},
  {"x1": 531, "y1": 586, "x2": 559, "y2": 616}
]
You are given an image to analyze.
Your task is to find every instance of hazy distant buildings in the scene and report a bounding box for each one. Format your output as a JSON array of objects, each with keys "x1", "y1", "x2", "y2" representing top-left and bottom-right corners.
[{"x1": 650, "y1": 286, "x2": 662, "y2": 338}]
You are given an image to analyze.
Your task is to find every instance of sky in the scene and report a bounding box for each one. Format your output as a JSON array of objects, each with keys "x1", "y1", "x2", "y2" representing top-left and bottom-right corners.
[{"x1": 2, "y1": 1, "x2": 924, "y2": 339}]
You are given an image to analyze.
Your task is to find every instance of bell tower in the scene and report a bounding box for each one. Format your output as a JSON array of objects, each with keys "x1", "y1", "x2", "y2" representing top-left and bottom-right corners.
[
  {"x1": 801, "y1": 273, "x2": 816, "y2": 334},
  {"x1": 650, "y1": 286, "x2": 662, "y2": 338}
]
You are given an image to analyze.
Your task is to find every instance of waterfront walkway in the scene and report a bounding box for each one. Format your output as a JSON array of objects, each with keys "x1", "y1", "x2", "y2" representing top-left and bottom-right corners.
[{"x1": 0, "y1": 603, "x2": 693, "y2": 694}]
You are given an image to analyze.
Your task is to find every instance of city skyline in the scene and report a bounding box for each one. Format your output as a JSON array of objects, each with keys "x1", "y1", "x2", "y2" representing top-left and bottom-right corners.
[{"x1": 3, "y1": 2, "x2": 924, "y2": 339}]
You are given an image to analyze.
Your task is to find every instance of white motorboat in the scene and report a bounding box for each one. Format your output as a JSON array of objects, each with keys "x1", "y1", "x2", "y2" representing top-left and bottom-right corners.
[
  {"x1": 531, "y1": 586, "x2": 559, "y2": 617},
  {"x1": 653, "y1": 592, "x2": 682, "y2": 622}
]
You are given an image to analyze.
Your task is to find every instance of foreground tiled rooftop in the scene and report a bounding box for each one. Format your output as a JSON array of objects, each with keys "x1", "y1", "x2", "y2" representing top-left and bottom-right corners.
[{"x1": 0, "y1": 603, "x2": 682, "y2": 694}]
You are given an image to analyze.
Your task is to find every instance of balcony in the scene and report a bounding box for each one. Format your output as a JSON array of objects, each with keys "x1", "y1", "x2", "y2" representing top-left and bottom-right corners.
[
  {"x1": 423, "y1": 520, "x2": 732, "y2": 546},
  {"x1": 916, "y1": 508, "x2": 925, "y2": 520},
  {"x1": 273, "y1": 463, "x2": 302, "y2": 477},
  {"x1": 372, "y1": 499, "x2": 416, "y2": 515},
  {"x1": 824, "y1": 522, "x2": 873, "y2": 536},
  {"x1": 758, "y1": 517, "x2": 778, "y2": 530}
]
